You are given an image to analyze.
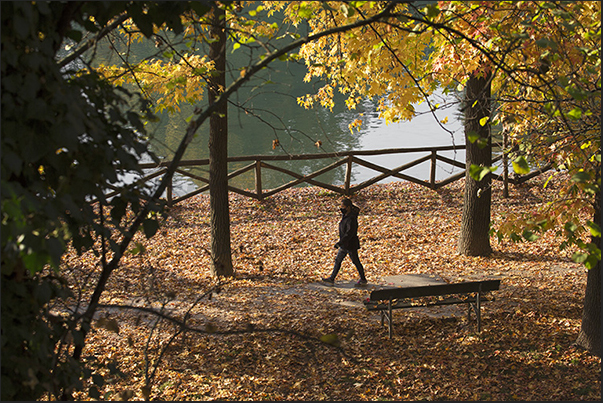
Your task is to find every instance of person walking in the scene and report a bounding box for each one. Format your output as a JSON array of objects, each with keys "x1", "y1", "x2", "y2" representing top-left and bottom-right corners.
[{"x1": 322, "y1": 198, "x2": 368, "y2": 287}]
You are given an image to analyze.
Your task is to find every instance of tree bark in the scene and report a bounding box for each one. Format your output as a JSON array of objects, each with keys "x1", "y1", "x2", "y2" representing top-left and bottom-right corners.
[
  {"x1": 208, "y1": 4, "x2": 233, "y2": 278},
  {"x1": 458, "y1": 73, "x2": 493, "y2": 256},
  {"x1": 575, "y1": 186, "x2": 601, "y2": 356}
]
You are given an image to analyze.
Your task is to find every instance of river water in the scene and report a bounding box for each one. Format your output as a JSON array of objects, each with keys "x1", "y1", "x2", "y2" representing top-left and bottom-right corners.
[
  {"x1": 72, "y1": 12, "x2": 479, "y2": 199},
  {"x1": 143, "y1": 59, "x2": 467, "y2": 197},
  {"x1": 98, "y1": 28, "x2": 470, "y2": 198}
]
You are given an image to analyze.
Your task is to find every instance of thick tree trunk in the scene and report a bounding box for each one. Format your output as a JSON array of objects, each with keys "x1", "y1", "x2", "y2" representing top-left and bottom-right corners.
[
  {"x1": 208, "y1": 5, "x2": 233, "y2": 278},
  {"x1": 575, "y1": 187, "x2": 601, "y2": 356},
  {"x1": 458, "y1": 73, "x2": 493, "y2": 256}
]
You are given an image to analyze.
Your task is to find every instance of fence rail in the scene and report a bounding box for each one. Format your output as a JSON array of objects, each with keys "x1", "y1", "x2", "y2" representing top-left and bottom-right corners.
[{"x1": 117, "y1": 146, "x2": 550, "y2": 206}]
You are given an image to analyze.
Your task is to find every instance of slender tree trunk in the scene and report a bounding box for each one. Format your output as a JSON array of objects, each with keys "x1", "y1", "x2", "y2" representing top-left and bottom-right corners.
[
  {"x1": 575, "y1": 185, "x2": 601, "y2": 356},
  {"x1": 458, "y1": 73, "x2": 493, "y2": 256},
  {"x1": 502, "y1": 127, "x2": 509, "y2": 198},
  {"x1": 208, "y1": 4, "x2": 233, "y2": 277}
]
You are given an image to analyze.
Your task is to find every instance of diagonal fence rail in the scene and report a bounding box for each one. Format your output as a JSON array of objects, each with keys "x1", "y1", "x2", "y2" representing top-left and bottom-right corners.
[{"x1": 113, "y1": 146, "x2": 550, "y2": 206}]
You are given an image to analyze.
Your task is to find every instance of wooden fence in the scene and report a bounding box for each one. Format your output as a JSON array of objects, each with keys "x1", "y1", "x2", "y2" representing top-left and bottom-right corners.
[{"x1": 122, "y1": 145, "x2": 550, "y2": 206}]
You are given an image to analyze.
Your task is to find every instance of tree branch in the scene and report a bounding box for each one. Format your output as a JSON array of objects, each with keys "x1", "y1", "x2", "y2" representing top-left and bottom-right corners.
[{"x1": 58, "y1": 13, "x2": 129, "y2": 69}]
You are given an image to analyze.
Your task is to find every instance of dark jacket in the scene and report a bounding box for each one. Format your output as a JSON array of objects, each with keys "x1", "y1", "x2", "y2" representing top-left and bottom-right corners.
[{"x1": 337, "y1": 205, "x2": 361, "y2": 250}]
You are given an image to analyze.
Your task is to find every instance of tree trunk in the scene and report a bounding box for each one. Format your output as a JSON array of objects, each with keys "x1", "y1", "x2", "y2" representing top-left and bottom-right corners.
[
  {"x1": 502, "y1": 126, "x2": 509, "y2": 198},
  {"x1": 208, "y1": 4, "x2": 233, "y2": 278},
  {"x1": 575, "y1": 186, "x2": 601, "y2": 356},
  {"x1": 458, "y1": 73, "x2": 493, "y2": 256}
]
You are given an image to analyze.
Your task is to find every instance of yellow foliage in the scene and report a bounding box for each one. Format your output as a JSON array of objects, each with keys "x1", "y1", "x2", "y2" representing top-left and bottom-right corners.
[{"x1": 97, "y1": 55, "x2": 214, "y2": 113}]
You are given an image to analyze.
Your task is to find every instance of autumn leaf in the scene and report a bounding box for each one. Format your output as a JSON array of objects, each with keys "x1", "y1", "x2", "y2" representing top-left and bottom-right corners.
[{"x1": 65, "y1": 176, "x2": 600, "y2": 401}]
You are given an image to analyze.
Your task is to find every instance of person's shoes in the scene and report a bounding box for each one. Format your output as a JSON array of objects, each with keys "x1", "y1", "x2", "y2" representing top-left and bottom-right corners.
[
  {"x1": 322, "y1": 277, "x2": 335, "y2": 285},
  {"x1": 355, "y1": 279, "x2": 368, "y2": 287}
]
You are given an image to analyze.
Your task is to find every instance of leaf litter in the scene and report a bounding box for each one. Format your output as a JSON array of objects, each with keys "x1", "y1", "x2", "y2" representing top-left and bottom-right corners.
[{"x1": 63, "y1": 176, "x2": 600, "y2": 401}]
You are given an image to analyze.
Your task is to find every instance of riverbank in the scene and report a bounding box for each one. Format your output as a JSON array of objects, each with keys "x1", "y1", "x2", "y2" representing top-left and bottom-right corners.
[{"x1": 68, "y1": 177, "x2": 600, "y2": 401}]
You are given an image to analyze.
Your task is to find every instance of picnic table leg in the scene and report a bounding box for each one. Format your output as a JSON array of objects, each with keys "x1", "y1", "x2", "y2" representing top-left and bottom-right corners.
[{"x1": 477, "y1": 291, "x2": 482, "y2": 333}]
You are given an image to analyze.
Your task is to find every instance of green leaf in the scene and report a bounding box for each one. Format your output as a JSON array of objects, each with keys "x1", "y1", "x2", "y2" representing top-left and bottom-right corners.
[
  {"x1": 143, "y1": 218, "x2": 159, "y2": 239},
  {"x1": 564, "y1": 221, "x2": 579, "y2": 235},
  {"x1": 128, "y1": 5, "x2": 154, "y2": 37},
  {"x1": 297, "y1": 4, "x2": 314, "y2": 19},
  {"x1": 571, "y1": 171, "x2": 590, "y2": 183},
  {"x1": 425, "y1": 4, "x2": 440, "y2": 18},
  {"x1": 190, "y1": 2, "x2": 211, "y2": 18},
  {"x1": 320, "y1": 333, "x2": 341, "y2": 347},
  {"x1": 66, "y1": 29, "x2": 83, "y2": 42},
  {"x1": 587, "y1": 221, "x2": 601, "y2": 238},
  {"x1": 523, "y1": 230, "x2": 539, "y2": 242},
  {"x1": 129, "y1": 242, "x2": 146, "y2": 255},
  {"x1": 571, "y1": 251, "x2": 589, "y2": 264},
  {"x1": 469, "y1": 164, "x2": 497, "y2": 181},
  {"x1": 22, "y1": 250, "x2": 50, "y2": 275},
  {"x1": 583, "y1": 184, "x2": 598, "y2": 195},
  {"x1": 535, "y1": 38, "x2": 558, "y2": 49},
  {"x1": 512, "y1": 156, "x2": 530, "y2": 175},
  {"x1": 47, "y1": 237, "x2": 64, "y2": 269},
  {"x1": 510, "y1": 233, "x2": 522, "y2": 242},
  {"x1": 584, "y1": 254, "x2": 600, "y2": 270},
  {"x1": 466, "y1": 131, "x2": 480, "y2": 144},
  {"x1": 567, "y1": 85, "x2": 588, "y2": 101},
  {"x1": 110, "y1": 197, "x2": 127, "y2": 222},
  {"x1": 567, "y1": 108, "x2": 582, "y2": 120}
]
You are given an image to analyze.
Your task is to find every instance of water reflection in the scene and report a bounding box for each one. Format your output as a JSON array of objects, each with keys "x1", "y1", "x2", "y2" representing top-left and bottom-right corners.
[
  {"x1": 95, "y1": 27, "x2": 469, "y2": 198},
  {"x1": 144, "y1": 63, "x2": 467, "y2": 197}
]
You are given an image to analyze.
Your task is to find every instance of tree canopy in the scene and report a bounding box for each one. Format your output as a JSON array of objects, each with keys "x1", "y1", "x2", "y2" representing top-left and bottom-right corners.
[{"x1": 272, "y1": 0, "x2": 600, "y2": 268}]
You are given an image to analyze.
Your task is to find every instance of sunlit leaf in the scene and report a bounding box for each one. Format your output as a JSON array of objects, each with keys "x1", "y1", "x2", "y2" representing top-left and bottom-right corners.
[
  {"x1": 469, "y1": 164, "x2": 497, "y2": 181},
  {"x1": 512, "y1": 156, "x2": 530, "y2": 175},
  {"x1": 586, "y1": 221, "x2": 601, "y2": 237}
]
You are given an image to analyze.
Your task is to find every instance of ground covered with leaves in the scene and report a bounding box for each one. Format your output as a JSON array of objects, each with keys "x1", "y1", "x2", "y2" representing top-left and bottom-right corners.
[{"x1": 62, "y1": 177, "x2": 601, "y2": 401}]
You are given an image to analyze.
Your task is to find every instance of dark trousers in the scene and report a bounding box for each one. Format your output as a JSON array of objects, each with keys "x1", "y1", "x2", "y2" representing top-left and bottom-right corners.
[{"x1": 329, "y1": 247, "x2": 366, "y2": 281}]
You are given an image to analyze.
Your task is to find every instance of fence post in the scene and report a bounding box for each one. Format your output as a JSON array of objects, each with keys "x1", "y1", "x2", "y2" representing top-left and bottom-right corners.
[
  {"x1": 430, "y1": 150, "x2": 437, "y2": 189},
  {"x1": 345, "y1": 155, "x2": 353, "y2": 195},
  {"x1": 255, "y1": 160, "x2": 263, "y2": 200},
  {"x1": 167, "y1": 179, "x2": 173, "y2": 207}
]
